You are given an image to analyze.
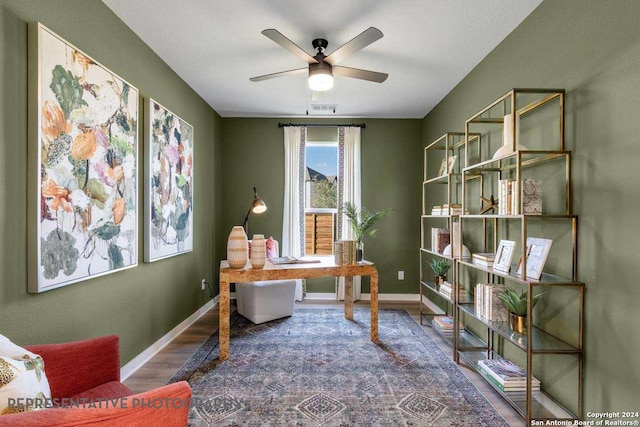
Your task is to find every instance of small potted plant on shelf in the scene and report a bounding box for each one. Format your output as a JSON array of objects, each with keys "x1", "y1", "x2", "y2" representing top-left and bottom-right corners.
[
  {"x1": 428, "y1": 259, "x2": 451, "y2": 291},
  {"x1": 496, "y1": 286, "x2": 544, "y2": 335},
  {"x1": 342, "y1": 202, "x2": 393, "y2": 262}
]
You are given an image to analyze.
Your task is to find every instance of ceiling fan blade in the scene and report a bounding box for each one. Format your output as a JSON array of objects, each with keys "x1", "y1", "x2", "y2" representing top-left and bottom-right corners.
[
  {"x1": 250, "y1": 67, "x2": 308, "y2": 82},
  {"x1": 332, "y1": 66, "x2": 388, "y2": 83},
  {"x1": 261, "y1": 29, "x2": 318, "y2": 64},
  {"x1": 324, "y1": 27, "x2": 383, "y2": 65}
]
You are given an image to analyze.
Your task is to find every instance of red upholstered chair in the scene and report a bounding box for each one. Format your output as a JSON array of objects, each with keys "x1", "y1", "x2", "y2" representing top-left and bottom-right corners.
[{"x1": 2, "y1": 335, "x2": 191, "y2": 426}]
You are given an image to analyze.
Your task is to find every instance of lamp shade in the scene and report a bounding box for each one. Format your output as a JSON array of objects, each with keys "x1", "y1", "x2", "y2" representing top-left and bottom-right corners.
[
  {"x1": 308, "y1": 73, "x2": 333, "y2": 91},
  {"x1": 251, "y1": 198, "x2": 267, "y2": 214},
  {"x1": 243, "y1": 187, "x2": 267, "y2": 231},
  {"x1": 308, "y1": 62, "x2": 333, "y2": 91}
]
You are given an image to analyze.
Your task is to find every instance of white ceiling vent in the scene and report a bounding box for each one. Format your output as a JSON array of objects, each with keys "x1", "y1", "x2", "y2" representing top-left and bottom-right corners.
[{"x1": 310, "y1": 104, "x2": 336, "y2": 114}]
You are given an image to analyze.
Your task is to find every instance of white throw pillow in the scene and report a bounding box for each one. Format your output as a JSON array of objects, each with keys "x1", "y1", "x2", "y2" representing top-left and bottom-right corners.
[{"x1": 0, "y1": 333, "x2": 51, "y2": 415}]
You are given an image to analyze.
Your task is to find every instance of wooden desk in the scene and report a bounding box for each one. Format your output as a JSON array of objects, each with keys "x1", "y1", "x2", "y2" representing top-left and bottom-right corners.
[{"x1": 218, "y1": 258, "x2": 379, "y2": 360}]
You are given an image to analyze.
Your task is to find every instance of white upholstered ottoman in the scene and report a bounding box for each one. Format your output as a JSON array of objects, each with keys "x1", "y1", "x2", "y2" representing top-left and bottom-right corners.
[{"x1": 236, "y1": 280, "x2": 297, "y2": 324}]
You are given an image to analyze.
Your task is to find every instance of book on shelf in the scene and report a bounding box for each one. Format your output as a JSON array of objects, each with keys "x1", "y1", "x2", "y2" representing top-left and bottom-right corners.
[
  {"x1": 432, "y1": 315, "x2": 461, "y2": 330},
  {"x1": 477, "y1": 365, "x2": 540, "y2": 392},
  {"x1": 430, "y1": 204, "x2": 467, "y2": 216},
  {"x1": 472, "y1": 252, "x2": 495, "y2": 261},
  {"x1": 498, "y1": 179, "x2": 519, "y2": 215},
  {"x1": 438, "y1": 282, "x2": 471, "y2": 301},
  {"x1": 474, "y1": 283, "x2": 507, "y2": 321},
  {"x1": 477, "y1": 359, "x2": 541, "y2": 387},
  {"x1": 430, "y1": 228, "x2": 450, "y2": 253},
  {"x1": 431, "y1": 316, "x2": 462, "y2": 335},
  {"x1": 472, "y1": 252, "x2": 495, "y2": 267},
  {"x1": 269, "y1": 256, "x2": 322, "y2": 265},
  {"x1": 439, "y1": 281, "x2": 452, "y2": 293}
]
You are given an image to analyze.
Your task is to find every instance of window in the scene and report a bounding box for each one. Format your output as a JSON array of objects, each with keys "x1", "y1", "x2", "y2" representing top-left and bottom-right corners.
[{"x1": 304, "y1": 143, "x2": 337, "y2": 255}]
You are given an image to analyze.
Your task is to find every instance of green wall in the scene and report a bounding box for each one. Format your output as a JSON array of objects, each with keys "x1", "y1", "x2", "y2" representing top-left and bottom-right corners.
[
  {"x1": 422, "y1": 0, "x2": 640, "y2": 414},
  {"x1": 0, "y1": 0, "x2": 222, "y2": 364},
  {"x1": 221, "y1": 118, "x2": 422, "y2": 294}
]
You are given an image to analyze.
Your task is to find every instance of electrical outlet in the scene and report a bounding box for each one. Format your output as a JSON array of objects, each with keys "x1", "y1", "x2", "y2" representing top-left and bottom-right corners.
[
  {"x1": 201, "y1": 279, "x2": 206, "y2": 291},
  {"x1": 398, "y1": 271, "x2": 404, "y2": 280}
]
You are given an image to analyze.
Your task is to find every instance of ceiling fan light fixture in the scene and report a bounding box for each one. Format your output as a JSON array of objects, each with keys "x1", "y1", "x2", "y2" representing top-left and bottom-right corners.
[{"x1": 308, "y1": 62, "x2": 333, "y2": 91}]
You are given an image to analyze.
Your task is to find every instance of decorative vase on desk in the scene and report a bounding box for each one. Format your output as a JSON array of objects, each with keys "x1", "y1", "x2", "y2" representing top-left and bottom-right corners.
[
  {"x1": 227, "y1": 226, "x2": 248, "y2": 268},
  {"x1": 250, "y1": 234, "x2": 266, "y2": 269}
]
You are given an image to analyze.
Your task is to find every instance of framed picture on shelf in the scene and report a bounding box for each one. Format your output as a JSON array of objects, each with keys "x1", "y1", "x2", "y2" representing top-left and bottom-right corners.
[
  {"x1": 493, "y1": 240, "x2": 516, "y2": 272},
  {"x1": 516, "y1": 237, "x2": 553, "y2": 279}
]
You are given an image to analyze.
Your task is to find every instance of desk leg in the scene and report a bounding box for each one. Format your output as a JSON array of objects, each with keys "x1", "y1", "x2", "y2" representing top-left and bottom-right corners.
[
  {"x1": 370, "y1": 270, "x2": 379, "y2": 342},
  {"x1": 344, "y1": 276, "x2": 354, "y2": 320},
  {"x1": 219, "y1": 273, "x2": 230, "y2": 360}
]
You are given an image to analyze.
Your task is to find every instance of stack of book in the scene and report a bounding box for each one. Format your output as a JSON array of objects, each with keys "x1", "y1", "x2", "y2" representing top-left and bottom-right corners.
[
  {"x1": 431, "y1": 228, "x2": 450, "y2": 253},
  {"x1": 477, "y1": 359, "x2": 541, "y2": 392},
  {"x1": 431, "y1": 204, "x2": 467, "y2": 216},
  {"x1": 439, "y1": 281, "x2": 471, "y2": 302},
  {"x1": 498, "y1": 179, "x2": 518, "y2": 215},
  {"x1": 472, "y1": 252, "x2": 495, "y2": 267},
  {"x1": 431, "y1": 316, "x2": 462, "y2": 336},
  {"x1": 439, "y1": 281, "x2": 453, "y2": 298},
  {"x1": 474, "y1": 283, "x2": 507, "y2": 321}
]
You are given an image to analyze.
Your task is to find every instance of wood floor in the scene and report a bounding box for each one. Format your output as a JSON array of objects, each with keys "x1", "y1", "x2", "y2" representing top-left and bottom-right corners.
[{"x1": 124, "y1": 300, "x2": 524, "y2": 427}]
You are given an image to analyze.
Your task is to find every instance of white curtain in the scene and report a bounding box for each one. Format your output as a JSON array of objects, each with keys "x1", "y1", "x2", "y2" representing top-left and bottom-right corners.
[
  {"x1": 282, "y1": 126, "x2": 305, "y2": 301},
  {"x1": 336, "y1": 127, "x2": 362, "y2": 300}
]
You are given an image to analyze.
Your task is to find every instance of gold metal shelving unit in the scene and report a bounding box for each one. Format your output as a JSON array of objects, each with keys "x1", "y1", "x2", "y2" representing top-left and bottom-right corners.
[
  {"x1": 419, "y1": 133, "x2": 467, "y2": 336},
  {"x1": 453, "y1": 88, "x2": 584, "y2": 424}
]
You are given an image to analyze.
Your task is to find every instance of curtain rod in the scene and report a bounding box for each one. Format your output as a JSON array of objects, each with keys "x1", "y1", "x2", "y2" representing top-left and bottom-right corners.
[{"x1": 278, "y1": 123, "x2": 366, "y2": 128}]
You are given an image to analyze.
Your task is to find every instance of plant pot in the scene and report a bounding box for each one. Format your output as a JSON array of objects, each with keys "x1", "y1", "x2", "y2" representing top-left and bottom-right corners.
[
  {"x1": 509, "y1": 312, "x2": 527, "y2": 335},
  {"x1": 434, "y1": 275, "x2": 446, "y2": 291}
]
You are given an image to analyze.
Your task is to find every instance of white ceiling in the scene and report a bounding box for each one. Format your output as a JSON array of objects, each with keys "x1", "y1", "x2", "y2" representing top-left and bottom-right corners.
[{"x1": 102, "y1": 0, "x2": 542, "y2": 118}]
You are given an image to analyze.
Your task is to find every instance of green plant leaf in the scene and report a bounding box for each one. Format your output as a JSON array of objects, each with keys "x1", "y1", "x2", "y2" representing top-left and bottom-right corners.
[
  {"x1": 49, "y1": 65, "x2": 87, "y2": 117},
  {"x1": 429, "y1": 259, "x2": 451, "y2": 275},
  {"x1": 497, "y1": 286, "x2": 544, "y2": 316},
  {"x1": 342, "y1": 202, "x2": 393, "y2": 243}
]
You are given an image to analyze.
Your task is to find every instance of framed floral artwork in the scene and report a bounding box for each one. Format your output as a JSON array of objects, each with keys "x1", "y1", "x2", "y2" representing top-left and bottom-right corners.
[
  {"x1": 144, "y1": 99, "x2": 194, "y2": 262},
  {"x1": 28, "y1": 23, "x2": 138, "y2": 293}
]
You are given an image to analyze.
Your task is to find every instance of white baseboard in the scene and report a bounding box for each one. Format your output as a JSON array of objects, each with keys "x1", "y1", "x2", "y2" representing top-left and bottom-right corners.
[
  {"x1": 304, "y1": 292, "x2": 338, "y2": 300},
  {"x1": 121, "y1": 298, "x2": 217, "y2": 381},
  {"x1": 366, "y1": 293, "x2": 420, "y2": 301},
  {"x1": 305, "y1": 292, "x2": 419, "y2": 301}
]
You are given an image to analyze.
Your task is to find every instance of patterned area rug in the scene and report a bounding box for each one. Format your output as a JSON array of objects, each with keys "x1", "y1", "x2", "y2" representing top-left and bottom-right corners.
[{"x1": 169, "y1": 308, "x2": 508, "y2": 426}]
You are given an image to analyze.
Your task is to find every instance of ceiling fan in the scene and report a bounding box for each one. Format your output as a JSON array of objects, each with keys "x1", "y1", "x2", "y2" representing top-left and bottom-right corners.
[{"x1": 250, "y1": 27, "x2": 388, "y2": 92}]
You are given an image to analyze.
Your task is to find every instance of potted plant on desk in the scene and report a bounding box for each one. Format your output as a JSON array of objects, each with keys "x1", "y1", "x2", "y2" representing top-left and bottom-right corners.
[
  {"x1": 497, "y1": 286, "x2": 544, "y2": 335},
  {"x1": 342, "y1": 202, "x2": 393, "y2": 262}
]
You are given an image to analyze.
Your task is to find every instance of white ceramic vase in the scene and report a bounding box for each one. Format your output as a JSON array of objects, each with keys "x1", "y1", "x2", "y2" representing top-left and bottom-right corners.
[
  {"x1": 250, "y1": 234, "x2": 266, "y2": 269},
  {"x1": 493, "y1": 113, "x2": 528, "y2": 159},
  {"x1": 227, "y1": 226, "x2": 248, "y2": 268}
]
